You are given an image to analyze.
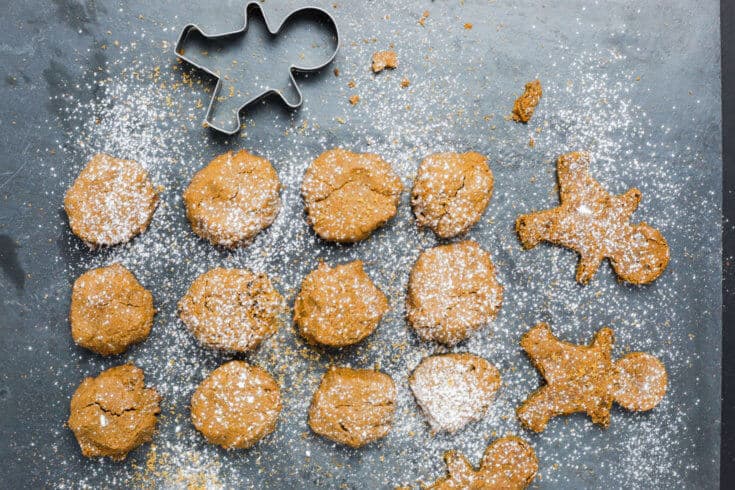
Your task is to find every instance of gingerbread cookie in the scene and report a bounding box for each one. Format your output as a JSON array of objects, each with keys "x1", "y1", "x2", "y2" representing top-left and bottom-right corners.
[
  {"x1": 511, "y1": 79, "x2": 542, "y2": 123},
  {"x1": 308, "y1": 367, "x2": 396, "y2": 448},
  {"x1": 70, "y1": 263, "x2": 155, "y2": 356},
  {"x1": 372, "y1": 50, "x2": 398, "y2": 73},
  {"x1": 68, "y1": 364, "x2": 161, "y2": 460},
  {"x1": 406, "y1": 241, "x2": 503, "y2": 345},
  {"x1": 183, "y1": 150, "x2": 281, "y2": 248},
  {"x1": 426, "y1": 436, "x2": 538, "y2": 490},
  {"x1": 190, "y1": 360, "x2": 281, "y2": 449},
  {"x1": 302, "y1": 148, "x2": 403, "y2": 243},
  {"x1": 294, "y1": 260, "x2": 388, "y2": 347},
  {"x1": 409, "y1": 353, "x2": 501, "y2": 433},
  {"x1": 178, "y1": 268, "x2": 284, "y2": 352},
  {"x1": 517, "y1": 323, "x2": 668, "y2": 432},
  {"x1": 411, "y1": 152, "x2": 494, "y2": 238},
  {"x1": 64, "y1": 153, "x2": 158, "y2": 247},
  {"x1": 516, "y1": 151, "x2": 669, "y2": 285}
]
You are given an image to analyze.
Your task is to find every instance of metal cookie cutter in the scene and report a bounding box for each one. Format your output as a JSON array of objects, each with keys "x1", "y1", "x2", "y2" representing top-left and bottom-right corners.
[{"x1": 175, "y1": 2, "x2": 339, "y2": 135}]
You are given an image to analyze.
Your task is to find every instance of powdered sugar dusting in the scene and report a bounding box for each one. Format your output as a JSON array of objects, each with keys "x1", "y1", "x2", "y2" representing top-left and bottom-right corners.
[{"x1": 29, "y1": 1, "x2": 720, "y2": 488}]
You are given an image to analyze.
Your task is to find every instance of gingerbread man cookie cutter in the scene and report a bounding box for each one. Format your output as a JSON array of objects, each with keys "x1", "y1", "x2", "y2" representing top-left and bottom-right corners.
[{"x1": 175, "y1": 2, "x2": 339, "y2": 135}]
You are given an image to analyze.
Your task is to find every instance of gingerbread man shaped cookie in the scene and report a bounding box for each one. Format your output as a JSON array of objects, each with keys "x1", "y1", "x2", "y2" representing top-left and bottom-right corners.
[
  {"x1": 516, "y1": 151, "x2": 669, "y2": 285},
  {"x1": 426, "y1": 436, "x2": 538, "y2": 490},
  {"x1": 517, "y1": 323, "x2": 667, "y2": 433}
]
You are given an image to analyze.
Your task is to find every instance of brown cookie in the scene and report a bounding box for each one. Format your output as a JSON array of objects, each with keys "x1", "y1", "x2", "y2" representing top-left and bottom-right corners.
[
  {"x1": 302, "y1": 148, "x2": 403, "y2": 243},
  {"x1": 511, "y1": 79, "x2": 542, "y2": 123},
  {"x1": 178, "y1": 268, "x2": 284, "y2": 352},
  {"x1": 64, "y1": 153, "x2": 158, "y2": 247},
  {"x1": 70, "y1": 263, "x2": 155, "y2": 356},
  {"x1": 516, "y1": 152, "x2": 670, "y2": 285},
  {"x1": 308, "y1": 367, "x2": 396, "y2": 448},
  {"x1": 191, "y1": 360, "x2": 281, "y2": 449},
  {"x1": 409, "y1": 353, "x2": 501, "y2": 433},
  {"x1": 411, "y1": 152, "x2": 494, "y2": 238},
  {"x1": 183, "y1": 150, "x2": 281, "y2": 248},
  {"x1": 517, "y1": 323, "x2": 668, "y2": 432},
  {"x1": 406, "y1": 241, "x2": 503, "y2": 345},
  {"x1": 68, "y1": 364, "x2": 161, "y2": 460},
  {"x1": 426, "y1": 436, "x2": 538, "y2": 490},
  {"x1": 294, "y1": 260, "x2": 389, "y2": 347},
  {"x1": 372, "y1": 50, "x2": 398, "y2": 73}
]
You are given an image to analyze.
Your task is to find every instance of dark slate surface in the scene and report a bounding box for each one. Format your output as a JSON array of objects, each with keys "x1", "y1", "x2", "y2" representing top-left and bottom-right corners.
[{"x1": 0, "y1": 0, "x2": 722, "y2": 488}]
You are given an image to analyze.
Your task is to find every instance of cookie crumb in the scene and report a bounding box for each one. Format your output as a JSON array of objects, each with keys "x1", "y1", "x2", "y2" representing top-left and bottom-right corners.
[
  {"x1": 347, "y1": 79, "x2": 356, "y2": 88},
  {"x1": 333, "y1": 68, "x2": 340, "y2": 76},
  {"x1": 349, "y1": 94, "x2": 360, "y2": 105},
  {"x1": 511, "y1": 79, "x2": 543, "y2": 123},
  {"x1": 529, "y1": 137, "x2": 535, "y2": 148},
  {"x1": 418, "y1": 10, "x2": 430, "y2": 27},
  {"x1": 401, "y1": 77, "x2": 410, "y2": 88},
  {"x1": 372, "y1": 50, "x2": 398, "y2": 73},
  {"x1": 464, "y1": 22, "x2": 473, "y2": 29}
]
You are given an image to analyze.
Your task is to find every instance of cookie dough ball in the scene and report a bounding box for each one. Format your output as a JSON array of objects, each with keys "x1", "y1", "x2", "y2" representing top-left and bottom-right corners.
[
  {"x1": 308, "y1": 367, "x2": 396, "y2": 448},
  {"x1": 64, "y1": 153, "x2": 158, "y2": 247},
  {"x1": 191, "y1": 361, "x2": 282, "y2": 449},
  {"x1": 70, "y1": 264, "x2": 155, "y2": 356},
  {"x1": 68, "y1": 364, "x2": 161, "y2": 460},
  {"x1": 294, "y1": 261, "x2": 388, "y2": 347},
  {"x1": 178, "y1": 268, "x2": 284, "y2": 352},
  {"x1": 411, "y1": 152, "x2": 493, "y2": 238},
  {"x1": 183, "y1": 150, "x2": 281, "y2": 248},
  {"x1": 409, "y1": 353, "x2": 501, "y2": 433},
  {"x1": 407, "y1": 241, "x2": 503, "y2": 345},
  {"x1": 302, "y1": 148, "x2": 403, "y2": 242}
]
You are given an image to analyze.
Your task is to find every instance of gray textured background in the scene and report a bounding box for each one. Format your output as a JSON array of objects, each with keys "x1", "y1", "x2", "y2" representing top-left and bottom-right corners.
[{"x1": 0, "y1": 0, "x2": 722, "y2": 488}]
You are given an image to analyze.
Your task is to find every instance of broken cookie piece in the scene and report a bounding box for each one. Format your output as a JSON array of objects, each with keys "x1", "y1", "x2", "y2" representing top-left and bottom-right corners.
[
  {"x1": 511, "y1": 79, "x2": 542, "y2": 123},
  {"x1": 68, "y1": 364, "x2": 161, "y2": 460},
  {"x1": 308, "y1": 367, "x2": 396, "y2": 448},
  {"x1": 371, "y1": 50, "x2": 398, "y2": 73},
  {"x1": 409, "y1": 353, "x2": 501, "y2": 433},
  {"x1": 302, "y1": 148, "x2": 403, "y2": 242}
]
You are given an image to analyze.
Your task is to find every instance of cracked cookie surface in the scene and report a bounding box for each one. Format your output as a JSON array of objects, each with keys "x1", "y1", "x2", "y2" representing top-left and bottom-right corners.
[
  {"x1": 191, "y1": 360, "x2": 282, "y2": 449},
  {"x1": 68, "y1": 364, "x2": 161, "y2": 460},
  {"x1": 409, "y1": 353, "x2": 501, "y2": 433},
  {"x1": 183, "y1": 150, "x2": 281, "y2": 248},
  {"x1": 302, "y1": 148, "x2": 403, "y2": 242},
  {"x1": 294, "y1": 260, "x2": 388, "y2": 347},
  {"x1": 70, "y1": 263, "x2": 155, "y2": 356},
  {"x1": 178, "y1": 267, "x2": 284, "y2": 352},
  {"x1": 407, "y1": 241, "x2": 503, "y2": 345},
  {"x1": 64, "y1": 153, "x2": 158, "y2": 247},
  {"x1": 411, "y1": 152, "x2": 494, "y2": 238},
  {"x1": 308, "y1": 367, "x2": 396, "y2": 448}
]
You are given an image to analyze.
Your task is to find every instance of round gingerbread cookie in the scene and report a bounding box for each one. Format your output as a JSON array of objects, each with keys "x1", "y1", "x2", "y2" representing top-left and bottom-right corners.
[
  {"x1": 190, "y1": 360, "x2": 282, "y2": 449},
  {"x1": 294, "y1": 260, "x2": 388, "y2": 347},
  {"x1": 308, "y1": 367, "x2": 396, "y2": 448},
  {"x1": 70, "y1": 263, "x2": 155, "y2": 356},
  {"x1": 411, "y1": 152, "x2": 494, "y2": 238},
  {"x1": 409, "y1": 353, "x2": 501, "y2": 433},
  {"x1": 178, "y1": 267, "x2": 284, "y2": 352},
  {"x1": 407, "y1": 241, "x2": 503, "y2": 345},
  {"x1": 183, "y1": 150, "x2": 281, "y2": 248},
  {"x1": 64, "y1": 153, "x2": 158, "y2": 247},
  {"x1": 68, "y1": 364, "x2": 161, "y2": 460},
  {"x1": 302, "y1": 148, "x2": 403, "y2": 242}
]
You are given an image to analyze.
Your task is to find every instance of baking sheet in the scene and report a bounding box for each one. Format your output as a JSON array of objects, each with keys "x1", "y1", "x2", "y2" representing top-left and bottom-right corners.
[{"x1": 0, "y1": 0, "x2": 722, "y2": 488}]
